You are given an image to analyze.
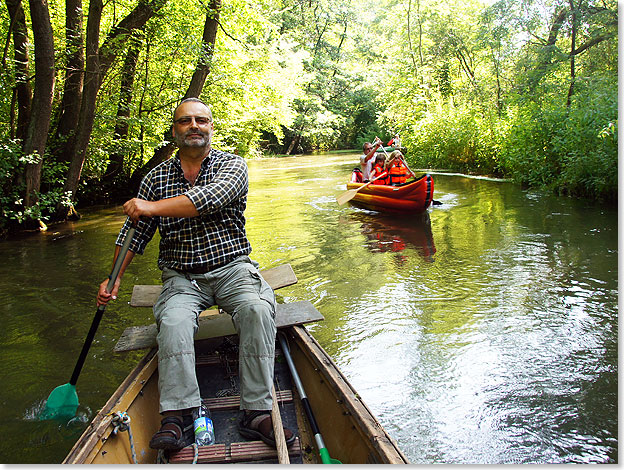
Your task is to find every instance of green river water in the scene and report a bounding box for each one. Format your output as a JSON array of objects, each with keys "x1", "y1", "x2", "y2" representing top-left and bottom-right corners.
[{"x1": 0, "y1": 152, "x2": 617, "y2": 463}]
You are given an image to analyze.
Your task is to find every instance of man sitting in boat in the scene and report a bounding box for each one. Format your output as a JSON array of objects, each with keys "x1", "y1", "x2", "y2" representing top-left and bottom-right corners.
[
  {"x1": 386, "y1": 150, "x2": 416, "y2": 185},
  {"x1": 97, "y1": 97, "x2": 295, "y2": 452},
  {"x1": 359, "y1": 137, "x2": 383, "y2": 181},
  {"x1": 369, "y1": 154, "x2": 389, "y2": 184}
]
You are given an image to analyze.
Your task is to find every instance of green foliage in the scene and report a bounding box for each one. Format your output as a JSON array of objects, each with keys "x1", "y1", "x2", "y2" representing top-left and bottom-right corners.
[
  {"x1": 0, "y1": 141, "x2": 25, "y2": 230},
  {"x1": 0, "y1": 0, "x2": 618, "y2": 233},
  {"x1": 376, "y1": 0, "x2": 617, "y2": 201},
  {"x1": 500, "y1": 77, "x2": 617, "y2": 200},
  {"x1": 0, "y1": 141, "x2": 71, "y2": 231},
  {"x1": 404, "y1": 101, "x2": 505, "y2": 175}
]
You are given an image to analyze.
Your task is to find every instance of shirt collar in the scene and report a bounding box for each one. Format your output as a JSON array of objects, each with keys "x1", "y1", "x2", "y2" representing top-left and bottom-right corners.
[{"x1": 172, "y1": 148, "x2": 213, "y2": 172}]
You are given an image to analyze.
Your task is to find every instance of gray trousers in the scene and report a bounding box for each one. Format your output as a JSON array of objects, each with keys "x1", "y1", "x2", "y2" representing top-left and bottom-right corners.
[{"x1": 153, "y1": 256, "x2": 277, "y2": 413}]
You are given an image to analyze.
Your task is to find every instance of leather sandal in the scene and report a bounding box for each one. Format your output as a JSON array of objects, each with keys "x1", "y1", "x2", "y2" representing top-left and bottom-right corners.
[
  {"x1": 149, "y1": 415, "x2": 194, "y2": 450},
  {"x1": 239, "y1": 410, "x2": 296, "y2": 448}
]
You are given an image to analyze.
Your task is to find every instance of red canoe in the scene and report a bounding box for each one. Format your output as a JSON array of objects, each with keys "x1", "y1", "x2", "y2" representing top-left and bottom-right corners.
[{"x1": 345, "y1": 173, "x2": 434, "y2": 214}]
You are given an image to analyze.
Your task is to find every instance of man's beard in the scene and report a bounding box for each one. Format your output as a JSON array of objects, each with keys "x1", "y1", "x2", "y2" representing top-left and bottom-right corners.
[{"x1": 176, "y1": 129, "x2": 211, "y2": 148}]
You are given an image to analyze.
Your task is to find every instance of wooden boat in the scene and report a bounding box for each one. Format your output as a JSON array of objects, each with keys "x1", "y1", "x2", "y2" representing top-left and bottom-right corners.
[
  {"x1": 63, "y1": 265, "x2": 409, "y2": 464},
  {"x1": 346, "y1": 173, "x2": 434, "y2": 214}
]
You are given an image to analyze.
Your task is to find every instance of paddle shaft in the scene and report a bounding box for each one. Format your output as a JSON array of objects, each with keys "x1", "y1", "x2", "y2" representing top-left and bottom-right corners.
[
  {"x1": 278, "y1": 334, "x2": 333, "y2": 462},
  {"x1": 271, "y1": 384, "x2": 290, "y2": 464},
  {"x1": 69, "y1": 225, "x2": 136, "y2": 386}
]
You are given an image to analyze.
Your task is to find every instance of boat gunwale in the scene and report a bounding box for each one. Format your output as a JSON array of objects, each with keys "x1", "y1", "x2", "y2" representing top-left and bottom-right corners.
[
  {"x1": 288, "y1": 325, "x2": 410, "y2": 464},
  {"x1": 346, "y1": 173, "x2": 431, "y2": 197}
]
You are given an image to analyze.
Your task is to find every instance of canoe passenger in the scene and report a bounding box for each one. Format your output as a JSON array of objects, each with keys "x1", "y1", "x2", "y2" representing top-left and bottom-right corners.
[
  {"x1": 97, "y1": 97, "x2": 295, "y2": 451},
  {"x1": 369, "y1": 154, "x2": 389, "y2": 184},
  {"x1": 360, "y1": 137, "x2": 383, "y2": 181},
  {"x1": 386, "y1": 150, "x2": 415, "y2": 185}
]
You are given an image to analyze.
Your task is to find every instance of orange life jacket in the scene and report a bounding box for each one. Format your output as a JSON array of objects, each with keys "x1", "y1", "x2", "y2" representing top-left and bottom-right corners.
[
  {"x1": 388, "y1": 160, "x2": 408, "y2": 185},
  {"x1": 370, "y1": 164, "x2": 389, "y2": 185}
]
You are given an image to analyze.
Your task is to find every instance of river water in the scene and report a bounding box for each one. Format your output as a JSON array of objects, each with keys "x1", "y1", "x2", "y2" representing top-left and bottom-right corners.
[{"x1": 0, "y1": 152, "x2": 617, "y2": 463}]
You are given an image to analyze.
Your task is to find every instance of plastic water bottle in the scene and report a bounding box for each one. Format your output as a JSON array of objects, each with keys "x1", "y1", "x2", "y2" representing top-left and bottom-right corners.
[{"x1": 193, "y1": 403, "x2": 215, "y2": 446}]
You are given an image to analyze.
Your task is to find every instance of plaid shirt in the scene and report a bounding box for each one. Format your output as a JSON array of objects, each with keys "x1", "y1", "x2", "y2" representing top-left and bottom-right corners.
[{"x1": 116, "y1": 148, "x2": 252, "y2": 271}]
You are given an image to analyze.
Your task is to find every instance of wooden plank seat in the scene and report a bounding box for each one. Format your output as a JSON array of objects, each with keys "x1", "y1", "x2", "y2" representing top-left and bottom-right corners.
[
  {"x1": 115, "y1": 301, "x2": 323, "y2": 352},
  {"x1": 130, "y1": 263, "x2": 298, "y2": 307},
  {"x1": 115, "y1": 263, "x2": 324, "y2": 352}
]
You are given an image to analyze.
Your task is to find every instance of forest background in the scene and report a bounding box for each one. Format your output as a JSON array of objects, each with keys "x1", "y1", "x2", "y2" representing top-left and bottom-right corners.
[{"x1": 0, "y1": 0, "x2": 618, "y2": 235}]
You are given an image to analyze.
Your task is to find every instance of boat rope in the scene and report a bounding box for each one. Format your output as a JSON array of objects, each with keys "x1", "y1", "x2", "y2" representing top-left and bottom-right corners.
[
  {"x1": 156, "y1": 449, "x2": 169, "y2": 464},
  {"x1": 192, "y1": 443, "x2": 199, "y2": 464},
  {"x1": 110, "y1": 411, "x2": 138, "y2": 464}
]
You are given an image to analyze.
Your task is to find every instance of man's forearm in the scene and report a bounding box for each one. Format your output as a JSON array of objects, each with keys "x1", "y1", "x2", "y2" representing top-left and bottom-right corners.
[
  {"x1": 152, "y1": 195, "x2": 199, "y2": 218},
  {"x1": 123, "y1": 195, "x2": 199, "y2": 224}
]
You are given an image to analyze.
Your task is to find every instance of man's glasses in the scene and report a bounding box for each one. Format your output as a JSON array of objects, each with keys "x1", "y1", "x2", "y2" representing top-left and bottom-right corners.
[{"x1": 174, "y1": 116, "x2": 211, "y2": 126}]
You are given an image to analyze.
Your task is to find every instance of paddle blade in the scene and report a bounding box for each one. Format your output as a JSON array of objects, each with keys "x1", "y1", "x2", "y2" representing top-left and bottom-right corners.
[
  {"x1": 336, "y1": 189, "x2": 358, "y2": 205},
  {"x1": 39, "y1": 383, "x2": 79, "y2": 420},
  {"x1": 319, "y1": 447, "x2": 342, "y2": 464}
]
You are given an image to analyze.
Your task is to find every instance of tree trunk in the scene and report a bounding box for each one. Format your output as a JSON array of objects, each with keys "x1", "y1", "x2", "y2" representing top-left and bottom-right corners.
[
  {"x1": 23, "y1": 0, "x2": 55, "y2": 218},
  {"x1": 566, "y1": 0, "x2": 578, "y2": 107},
  {"x1": 528, "y1": 7, "x2": 567, "y2": 93},
  {"x1": 416, "y1": 0, "x2": 424, "y2": 68},
  {"x1": 57, "y1": 0, "x2": 103, "y2": 219},
  {"x1": 491, "y1": 45, "x2": 502, "y2": 117},
  {"x1": 185, "y1": 0, "x2": 220, "y2": 99},
  {"x1": 407, "y1": 0, "x2": 418, "y2": 75},
  {"x1": 51, "y1": 0, "x2": 84, "y2": 164},
  {"x1": 105, "y1": 35, "x2": 142, "y2": 179},
  {"x1": 286, "y1": 133, "x2": 301, "y2": 155},
  {"x1": 57, "y1": 0, "x2": 167, "y2": 219},
  {"x1": 128, "y1": 0, "x2": 221, "y2": 196},
  {"x1": 5, "y1": 0, "x2": 31, "y2": 142}
]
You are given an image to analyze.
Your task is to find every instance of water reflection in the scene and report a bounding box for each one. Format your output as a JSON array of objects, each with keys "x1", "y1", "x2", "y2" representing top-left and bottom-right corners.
[{"x1": 346, "y1": 211, "x2": 436, "y2": 262}]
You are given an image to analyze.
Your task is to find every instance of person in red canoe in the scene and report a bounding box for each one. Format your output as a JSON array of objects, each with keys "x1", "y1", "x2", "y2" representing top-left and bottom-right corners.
[
  {"x1": 359, "y1": 137, "x2": 383, "y2": 182},
  {"x1": 386, "y1": 150, "x2": 415, "y2": 185},
  {"x1": 369, "y1": 154, "x2": 390, "y2": 185}
]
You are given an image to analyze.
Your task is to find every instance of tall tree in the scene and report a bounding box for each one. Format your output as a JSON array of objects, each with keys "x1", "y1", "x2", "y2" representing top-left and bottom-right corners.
[
  {"x1": 105, "y1": 33, "x2": 143, "y2": 180},
  {"x1": 57, "y1": 0, "x2": 167, "y2": 219},
  {"x1": 4, "y1": 0, "x2": 31, "y2": 142},
  {"x1": 50, "y1": 0, "x2": 84, "y2": 164},
  {"x1": 22, "y1": 0, "x2": 55, "y2": 220}
]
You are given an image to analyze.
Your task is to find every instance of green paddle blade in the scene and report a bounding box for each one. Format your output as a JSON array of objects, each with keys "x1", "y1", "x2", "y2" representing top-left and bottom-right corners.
[
  {"x1": 319, "y1": 447, "x2": 342, "y2": 464},
  {"x1": 39, "y1": 383, "x2": 79, "y2": 420}
]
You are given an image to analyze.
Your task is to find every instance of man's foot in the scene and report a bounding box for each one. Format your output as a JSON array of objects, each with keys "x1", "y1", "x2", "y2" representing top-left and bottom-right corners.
[
  {"x1": 149, "y1": 415, "x2": 194, "y2": 450},
  {"x1": 239, "y1": 410, "x2": 296, "y2": 448}
]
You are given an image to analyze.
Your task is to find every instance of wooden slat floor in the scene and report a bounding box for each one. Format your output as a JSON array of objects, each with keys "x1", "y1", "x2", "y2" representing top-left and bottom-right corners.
[{"x1": 166, "y1": 337, "x2": 304, "y2": 464}]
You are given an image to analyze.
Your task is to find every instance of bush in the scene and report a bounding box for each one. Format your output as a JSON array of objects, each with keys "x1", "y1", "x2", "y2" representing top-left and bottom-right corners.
[
  {"x1": 500, "y1": 78, "x2": 618, "y2": 200},
  {"x1": 403, "y1": 101, "x2": 505, "y2": 175},
  {"x1": 0, "y1": 141, "x2": 72, "y2": 232}
]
